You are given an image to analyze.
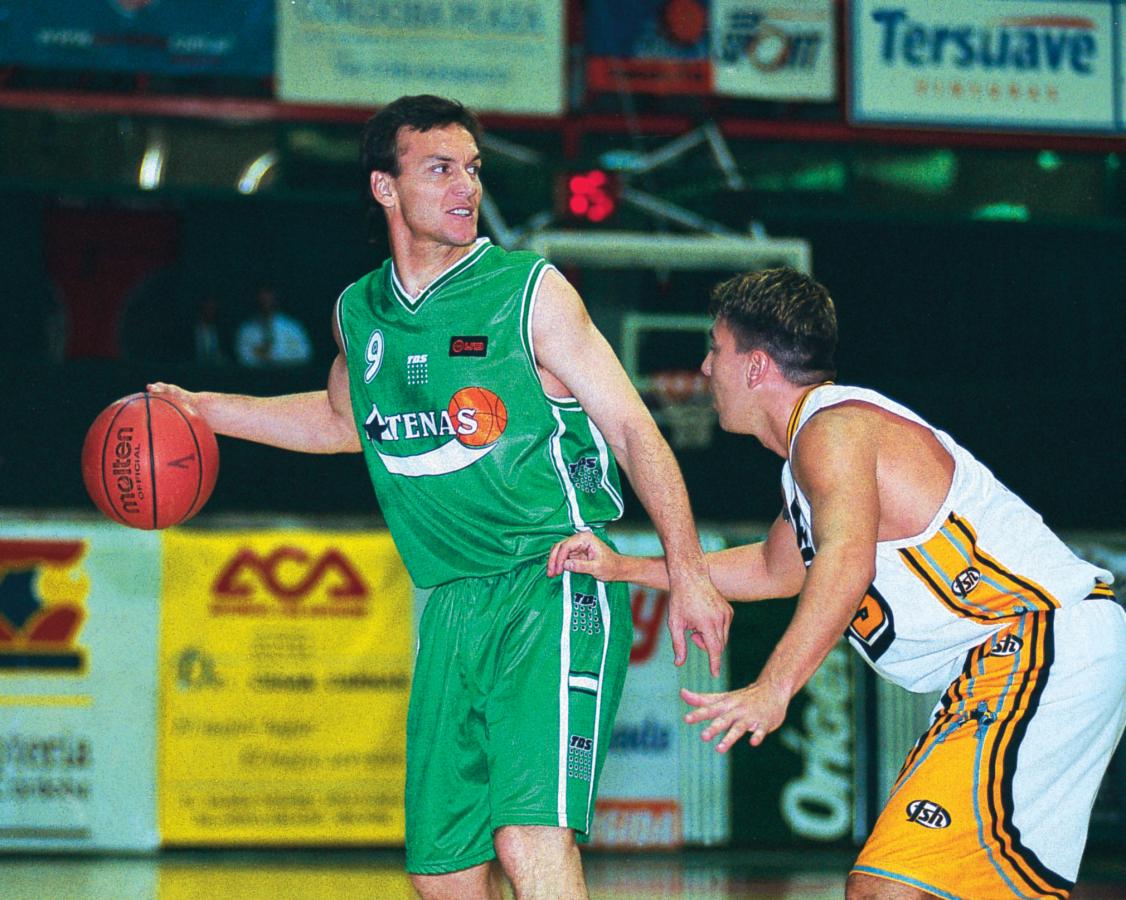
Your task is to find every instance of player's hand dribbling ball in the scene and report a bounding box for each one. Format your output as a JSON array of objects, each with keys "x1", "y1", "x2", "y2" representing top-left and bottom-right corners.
[{"x1": 81, "y1": 392, "x2": 219, "y2": 530}]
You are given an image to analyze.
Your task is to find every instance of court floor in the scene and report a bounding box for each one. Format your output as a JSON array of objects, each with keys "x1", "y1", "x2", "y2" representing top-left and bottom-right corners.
[{"x1": 0, "y1": 847, "x2": 1123, "y2": 899}]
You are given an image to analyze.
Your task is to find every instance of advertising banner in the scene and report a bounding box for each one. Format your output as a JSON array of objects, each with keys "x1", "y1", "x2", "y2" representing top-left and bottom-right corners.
[
  {"x1": 0, "y1": 521, "x2": 162, "y2": 851},
  {"x1": 586, "y1": 0, "x2": 713, "y2": 95},
  {"x1": 590, "y1": 530, "x2": 730, "y2": 848},
  {"x1": 851, "y1": 0, "x2": 1122, "y2": 133},
  {"x1": 711, "y1": 0, "x2": 837, "y2": 100},
  {"x1": 276, "y1": 0, "x2": 565, "y2": 116},
  {"x1": 0, "y1": 0, "x2": 272, "y2": 77},
  {"x1": 158, "y1": 530, "x2": 412, "y2": 845}
]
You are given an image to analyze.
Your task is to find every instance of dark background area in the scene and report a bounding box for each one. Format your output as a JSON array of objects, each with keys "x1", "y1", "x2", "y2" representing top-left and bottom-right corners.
[{"x1": 2, "y1": 185, "x2": 1121, "y2": 529}]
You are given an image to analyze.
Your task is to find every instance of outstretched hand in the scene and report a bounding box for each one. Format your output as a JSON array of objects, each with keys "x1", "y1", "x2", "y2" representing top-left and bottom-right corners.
[
  {"x1": 681, "y1": 681, "x2": 789, "y2": 752},
  {"x1": 547, "y1": 531, "x2": 626, "y2": 582}
]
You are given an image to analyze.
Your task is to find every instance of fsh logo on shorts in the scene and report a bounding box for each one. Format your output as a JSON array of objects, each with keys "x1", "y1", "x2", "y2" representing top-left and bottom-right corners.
[
  {"x1": 951, "y1": 567, "x2": 982, "y2": 597},
  {"x1": 990, "y1": 634, "x2": 1024, "y2": 657},
  {"x1": 906, "y1": 799, "x2": 951, "y2": 829}
]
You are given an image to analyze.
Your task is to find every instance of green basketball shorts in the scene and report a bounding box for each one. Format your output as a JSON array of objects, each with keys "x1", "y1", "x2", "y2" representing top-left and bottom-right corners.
[{"x1": 404, "y1": 554, "x2": 632, "y2": 875}]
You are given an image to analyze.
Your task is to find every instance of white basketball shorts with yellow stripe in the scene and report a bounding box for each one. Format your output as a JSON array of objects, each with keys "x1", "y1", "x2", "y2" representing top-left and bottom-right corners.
[{"x1": 853, "y1": 596, "x2": 1126, "y2": 899}]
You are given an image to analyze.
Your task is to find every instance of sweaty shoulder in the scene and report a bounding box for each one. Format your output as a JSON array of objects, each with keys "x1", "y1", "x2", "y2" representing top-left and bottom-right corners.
[
  {"x1": 794, "y1": 401, "x2": 882, "y2": 454},
  {"x1": 799, "y1": 399, "x2": 954, "y2": 542}
]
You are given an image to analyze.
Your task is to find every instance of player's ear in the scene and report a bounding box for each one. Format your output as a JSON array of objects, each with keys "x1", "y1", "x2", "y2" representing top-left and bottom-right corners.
[
  {"x1": 746, "y1": 349, "x2": 768, "y2": 387},
  {"x1": 370, "y1": 171, "x2": 396, "y2": 208}
]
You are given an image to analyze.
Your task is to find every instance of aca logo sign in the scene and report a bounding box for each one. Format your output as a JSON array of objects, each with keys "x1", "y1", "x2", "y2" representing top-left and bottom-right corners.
[
  {"x1": 0, "y1": 540, "x2": 89, "y2": 673},
  {"x1": 209, "y1": 545, "x2": 370, "y2": 617}
]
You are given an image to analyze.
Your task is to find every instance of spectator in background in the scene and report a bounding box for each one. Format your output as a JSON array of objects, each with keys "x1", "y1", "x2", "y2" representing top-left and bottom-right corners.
[
  {"x1": 194, "y1": 294, "x2": 227, "y2": 366},
  {"x1": 235, "y1": 285, "x2": 312, "y2": 368}
]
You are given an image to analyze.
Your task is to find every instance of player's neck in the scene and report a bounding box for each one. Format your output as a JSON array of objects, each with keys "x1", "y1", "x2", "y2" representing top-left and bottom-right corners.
[
  {"x1": 391, "y1": 236, "x2": 477, "y2": 298},
  {"x1": 756, "y1": 382, "x2": 811, "y2": 459}
]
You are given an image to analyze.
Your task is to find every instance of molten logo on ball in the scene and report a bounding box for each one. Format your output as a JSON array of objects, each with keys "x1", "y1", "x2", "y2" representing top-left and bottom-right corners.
[
  {"x1": 110, "y1": 425, "x2": 145, "y2": 515},
  {"x1": 82, "y1": 393, "x2": 219, "y2": 530}
]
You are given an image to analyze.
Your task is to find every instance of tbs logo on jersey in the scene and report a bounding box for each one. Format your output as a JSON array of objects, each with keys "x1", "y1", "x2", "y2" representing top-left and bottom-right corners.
[
  {"x1": 365, "y1": 386, "x2": 508, "y2": 477},
  {"x1": 568, "y1": 457, "x2": 602, "y2": 494},
  {"x1": 950, "y1": 567, "x2": 982, "y2": 598},
  {"x1": 906, "y1": 800, "x2": 951, "y2": 829}
]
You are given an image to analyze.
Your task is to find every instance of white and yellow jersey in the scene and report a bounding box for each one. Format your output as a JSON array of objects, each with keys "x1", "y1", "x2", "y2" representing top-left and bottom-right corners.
[{"x1": 781, "y1": 384, "x2": 1115, "y2": 693}]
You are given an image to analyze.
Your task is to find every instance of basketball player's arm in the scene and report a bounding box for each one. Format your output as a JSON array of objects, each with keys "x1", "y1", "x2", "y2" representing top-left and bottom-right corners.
[
  {"x1": 682, "y1": 410, "x2": 878, "y2": 751},
  {"x1": 146, "y1": 316, "x2": 361, "y2": 454},
  {"x1": 548, "y1": 511, "x2": 806, "y2": 601},
  {"x1": 533, "y1": 269, "x2": 733, "y2": 677}
]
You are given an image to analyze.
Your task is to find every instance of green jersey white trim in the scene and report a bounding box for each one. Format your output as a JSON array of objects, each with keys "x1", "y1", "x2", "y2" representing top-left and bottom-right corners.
[{"x1": 389, "y1": 237, "x2": 493, "y2": 315}]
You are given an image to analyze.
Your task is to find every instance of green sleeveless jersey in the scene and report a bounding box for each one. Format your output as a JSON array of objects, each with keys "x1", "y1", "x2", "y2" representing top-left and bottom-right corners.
[{"x1": 336, "y1": 238, "x2": 624, "y2": 588}]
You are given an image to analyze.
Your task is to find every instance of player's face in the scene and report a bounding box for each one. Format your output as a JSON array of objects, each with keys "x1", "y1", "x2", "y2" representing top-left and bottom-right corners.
[
  {"x1": 384, "y1": 124, "x2": 481, "y2": 248},
  {"x1": 701, "y1": 319, "x2": 747, "y2": 432}
]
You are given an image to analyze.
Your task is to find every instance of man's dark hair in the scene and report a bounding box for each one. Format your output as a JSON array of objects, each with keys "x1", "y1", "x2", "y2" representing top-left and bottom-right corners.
[
  {"x1": 708, "y1": 267, "x2": 838, "y2": 385},
  {"x1": 360, "y1": 94, "x2": 483, "y2": 178}
]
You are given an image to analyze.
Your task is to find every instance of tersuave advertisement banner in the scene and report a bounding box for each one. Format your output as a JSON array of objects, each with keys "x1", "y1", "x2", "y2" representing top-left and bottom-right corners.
[
  {"x1": 850, "y1": 0, "x2": 1124, "y2": 133},
  {"x1": 0, "y1": 522, "x2": 162, "y2": 851},
  {"x1": 0, "y1": 0, "x2": 273, "y2": 77},
  {"x1": 157, "y1": 530, "x2": 413, "y2": 845},
  {"x1": 276, "y1": 0, "x2": 566, "y2": 116},
  {"x1": 590, "y1": 530, "x2": 730, "y2": 848}
]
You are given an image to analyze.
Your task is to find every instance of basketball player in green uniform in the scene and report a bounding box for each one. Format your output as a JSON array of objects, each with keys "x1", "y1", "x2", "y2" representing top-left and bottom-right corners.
[{"x1": 149, "y1": 95, "x2": 731, "y2": 899}]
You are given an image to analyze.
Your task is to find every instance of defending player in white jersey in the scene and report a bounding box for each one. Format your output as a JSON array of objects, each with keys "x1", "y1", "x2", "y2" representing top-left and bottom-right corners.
[{"x1": 549, "y1": 267, "x2": 1125, "y2": 899}]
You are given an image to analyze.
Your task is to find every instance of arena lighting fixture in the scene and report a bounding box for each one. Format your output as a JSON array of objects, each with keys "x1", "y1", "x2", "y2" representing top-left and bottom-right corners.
[
  {"x1": 971, "y1": 202, "x2": 1029, "y2": 221},
  {"x1": 237, "y1": 150, "x2": 278, "y2": 194},
  {"x1": 853, "y1": 149, "x2": 957, "y2": 194},
  {"x1": 138, "y1": 133, "x2": 167, "y2": 191},
  {"x1": 1036, "y1": 150, "x2": 1063, "y2": 172}
]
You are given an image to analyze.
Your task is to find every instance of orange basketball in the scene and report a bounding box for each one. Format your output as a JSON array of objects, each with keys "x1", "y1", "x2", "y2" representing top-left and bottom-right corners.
[
  {"x1": 448, "y1": 386, "x2": 508, "y2": 447},
  {"x1": 81, "y1": 392, "x2": 219, "y2": 530}
]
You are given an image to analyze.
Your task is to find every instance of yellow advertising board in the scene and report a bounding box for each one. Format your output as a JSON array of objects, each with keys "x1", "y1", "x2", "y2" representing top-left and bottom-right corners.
[{"x1": 157, "y1": 530, "x2": 412, "y2": 844}]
